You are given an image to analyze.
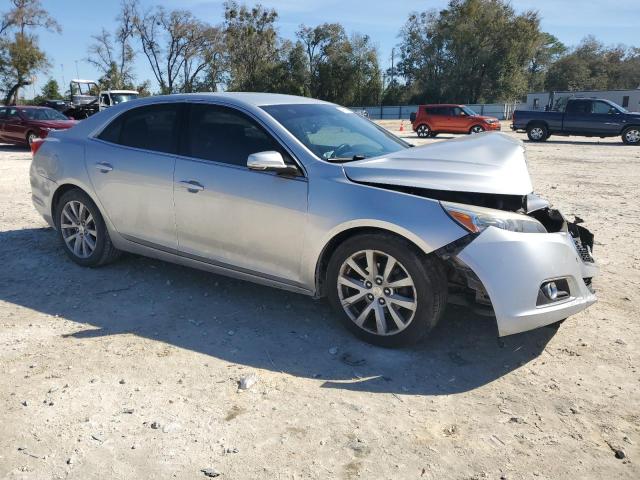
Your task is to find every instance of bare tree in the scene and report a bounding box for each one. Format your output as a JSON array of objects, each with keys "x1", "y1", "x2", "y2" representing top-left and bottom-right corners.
[
  {"x1": 131, "y1": 4, "x2": 223, "y2": 94},
  {"x1": 86, "y1": 0, "x2": 136, "y2": 89}
]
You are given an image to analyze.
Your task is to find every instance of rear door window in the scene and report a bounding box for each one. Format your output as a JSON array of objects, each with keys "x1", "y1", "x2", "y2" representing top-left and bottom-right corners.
[
  {"x1": 566, "y1": 100, "x2": 592, "y2": 115},
  {"x1": 98, "y1": 103, "x2": 181, "y2": 154}
]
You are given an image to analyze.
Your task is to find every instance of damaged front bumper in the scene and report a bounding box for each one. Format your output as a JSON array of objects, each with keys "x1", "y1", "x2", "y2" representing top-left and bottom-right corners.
[{"x1": 455, "y1": 223, "x2": 597, "y2": 337}]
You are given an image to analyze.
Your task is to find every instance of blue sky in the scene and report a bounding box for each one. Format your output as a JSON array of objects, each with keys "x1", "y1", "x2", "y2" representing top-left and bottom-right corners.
[{"x1": 24, "y1": 0, "x2": 640, "y2": 97}]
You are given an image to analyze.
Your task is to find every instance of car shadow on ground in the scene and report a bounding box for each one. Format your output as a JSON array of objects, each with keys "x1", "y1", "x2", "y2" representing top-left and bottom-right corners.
[
  {"x1": 0, "y1": 227, "x2": 558, "y2": 396},
  {"x1": 0, "y1": 143, "x2": 29, "y2": 153}
]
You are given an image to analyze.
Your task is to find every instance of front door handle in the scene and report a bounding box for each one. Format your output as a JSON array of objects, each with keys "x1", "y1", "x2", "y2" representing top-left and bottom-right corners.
[
  {"x1": 179, "y1": 180, "x2": 204, "y2": 193},
  {"x1": 95, "y1": 162, "x2": 113, "y2": 173}
]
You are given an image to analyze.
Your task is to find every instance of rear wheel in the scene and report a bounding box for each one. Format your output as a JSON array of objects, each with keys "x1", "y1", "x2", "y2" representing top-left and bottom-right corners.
[
  {"x1": 54, "y1": 189, "x2": 121, "y2": 267},
  {"x1": 416, "y1": 124, "x2": 431, "y2": 138},
  {"x1": 622, "y1": 126, "x2": 640, "y2": 145},
  {"x1": 327, "y1": 233, "x2": 447, "y2": 347},
  {"x1": 470, "y1": 125, "x2": 485, "y2": 134},
  {"x1": 527, "y1": 123, "x2": 548, "y2": 142}
]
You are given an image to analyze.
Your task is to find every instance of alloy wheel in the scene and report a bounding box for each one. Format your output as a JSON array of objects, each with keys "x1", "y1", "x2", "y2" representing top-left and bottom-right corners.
[
  {"x1": 416, "y1": 125, "x2": 429, "y2": 138},
  {"x1": 625, "y1": 128, "x2": 640, "y2": 144},
  {"x1": 337, "y1": 249, "x2": 417, "y2": 336},
  {"x1": 27, "y1": 133, "x2": 37, "y2": 145},
  {"x1": 530, "y1": 127, "x2": 544, "y2": 140},
  {"x1": 471, "y1": 126, "x2": 484, "y2": 134},
  {"x1": 60, "y1": 200, "x2": 98, "y2": 259}
]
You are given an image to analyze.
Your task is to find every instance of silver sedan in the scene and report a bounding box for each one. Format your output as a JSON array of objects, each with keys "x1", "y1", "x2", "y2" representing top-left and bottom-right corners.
[{"x1": 30, "y1": 93, "x2": 597, "y2": 347}]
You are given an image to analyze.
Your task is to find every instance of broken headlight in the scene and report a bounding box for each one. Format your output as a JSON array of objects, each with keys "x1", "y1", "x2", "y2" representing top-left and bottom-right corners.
[{"x1": 441, "y1": 201, "x2": 547, "y2": 234}]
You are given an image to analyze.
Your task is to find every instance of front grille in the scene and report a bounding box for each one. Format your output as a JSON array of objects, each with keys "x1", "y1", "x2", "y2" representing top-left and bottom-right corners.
[{"x1": 573, "y1": 238, "x2": 594, "y2": 263}]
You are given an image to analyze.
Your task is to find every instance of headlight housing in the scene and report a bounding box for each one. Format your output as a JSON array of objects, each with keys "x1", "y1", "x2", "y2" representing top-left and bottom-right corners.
[{"x1": 441, "y1": 201, "x2": 547, "y2": 234}]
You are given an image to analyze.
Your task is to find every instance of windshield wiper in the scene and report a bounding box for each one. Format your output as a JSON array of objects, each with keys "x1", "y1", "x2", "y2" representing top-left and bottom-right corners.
[{"x1": 327, "y1": 154, "x2": 367, "y2": 163}]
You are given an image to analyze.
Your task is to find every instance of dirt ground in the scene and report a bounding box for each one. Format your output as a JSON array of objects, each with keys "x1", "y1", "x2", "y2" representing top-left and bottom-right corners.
[{"x1": 1, "y1": 122, "x2": 639, "y2": 480}]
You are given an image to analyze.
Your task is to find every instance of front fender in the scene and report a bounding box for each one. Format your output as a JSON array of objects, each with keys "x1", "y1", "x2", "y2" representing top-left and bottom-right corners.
[{"x1": 301, "y1": 170, "x2": 468, "y2": 293}]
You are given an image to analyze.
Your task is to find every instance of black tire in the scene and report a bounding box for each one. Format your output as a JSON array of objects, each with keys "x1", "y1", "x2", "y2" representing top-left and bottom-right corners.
[
  {"x1": 326, "y1": 233, "x2": 447, "y2": 347},
  {"x1": 470, "y1": 125, "x2": 485, "y2": 134},
  {"x1": 526, "y1": 123, "x2": 548, "y2": 142},
  {"x1": 54, "y1": 189, "x2": 121, "y2": 267},
  {"x1": 416, "y1": 124, "x2": 431, "y2": 138},
  {"x1": 622, "y1": 126, "x2": 640, "y2": 145}
]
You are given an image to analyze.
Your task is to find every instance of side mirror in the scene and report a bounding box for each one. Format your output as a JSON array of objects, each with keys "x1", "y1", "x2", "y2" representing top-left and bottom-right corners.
[{"x1": 247, "y1": 151, "x2": 298, "y2": 175}]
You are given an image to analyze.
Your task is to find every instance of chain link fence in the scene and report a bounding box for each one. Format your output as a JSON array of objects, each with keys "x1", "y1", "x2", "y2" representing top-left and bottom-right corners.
[{"x1": 350, "y1": 103, "x2": 519, "y2": 120}]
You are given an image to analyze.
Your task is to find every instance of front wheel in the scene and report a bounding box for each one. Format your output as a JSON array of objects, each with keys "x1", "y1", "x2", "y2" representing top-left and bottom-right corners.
[
  {"x1": 54, "y1": 189, "x2": 121, "y2": 267},
  {"x1": 622, "y1": 127, "x2": 640, "y2": 145},
  {"x1": 470, "y1": 125, "x2": 485, "y2": 134},
  {"x1": 326, "y1": 234, "x2": 447, "y2": 347},
  {"x1": 416, "y1": 124, "x2": 431, "y2": 138},
  {"x1": 26, "y1": 131, "x2": 38, "y2": 146},
  {"x1": 527, "y1": 124, "x2": 548, "y2": 142}
]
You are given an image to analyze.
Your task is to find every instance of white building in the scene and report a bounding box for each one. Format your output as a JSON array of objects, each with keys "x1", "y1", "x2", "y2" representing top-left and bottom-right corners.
[{"x1": 523, "y1": 88, "x2": 640, "y2": 112}]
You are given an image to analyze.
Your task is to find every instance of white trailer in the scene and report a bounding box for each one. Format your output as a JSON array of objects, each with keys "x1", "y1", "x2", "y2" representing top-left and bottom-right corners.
[{"x1": 523, "y1": 89, "x2": 640, "y2": 112}]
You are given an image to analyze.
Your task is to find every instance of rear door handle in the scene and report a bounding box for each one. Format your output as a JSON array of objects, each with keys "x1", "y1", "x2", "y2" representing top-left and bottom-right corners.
[
  {"x1": 95, "y1": 162, "x2": 113, "y2": 172},
  {"x1": 179, "y1": 180, "x2": 204, "y2": 193}
]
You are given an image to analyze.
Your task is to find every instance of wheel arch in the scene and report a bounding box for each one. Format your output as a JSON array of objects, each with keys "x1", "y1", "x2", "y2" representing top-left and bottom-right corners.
[
  {"x1": 526, "y1": 120, "x2": 549, "y2": 130},
  {"x1": 50, "y1": 183, "x2": 103, "y2": 228},
  {"x1": 621, "y1": 124, "x2": 640, "y2": 134},
  {"x1": 314, "y1": 226, "x2": 430, "y2": 298}
]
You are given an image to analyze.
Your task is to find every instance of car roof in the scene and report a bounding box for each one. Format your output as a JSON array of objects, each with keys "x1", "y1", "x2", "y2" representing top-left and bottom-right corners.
[{"x1": 135, "y1": 92, "x2": 330, "y2": 108}]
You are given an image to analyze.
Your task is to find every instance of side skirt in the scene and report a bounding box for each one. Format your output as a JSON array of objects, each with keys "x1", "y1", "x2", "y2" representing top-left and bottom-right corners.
[{"x1": 113, "y1": 234, "x2": 314, "y2": 297}]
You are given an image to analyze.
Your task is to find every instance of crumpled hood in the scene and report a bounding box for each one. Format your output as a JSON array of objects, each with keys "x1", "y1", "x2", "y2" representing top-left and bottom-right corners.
[{"x1": 343, "y1": 132, "x2": 533, "y2": 195}]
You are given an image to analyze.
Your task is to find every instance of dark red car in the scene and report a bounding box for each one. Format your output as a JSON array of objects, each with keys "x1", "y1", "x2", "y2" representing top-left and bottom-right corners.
[
  {"x1": 0, "y1": 106, "x2": 77, "y2": 146},
  {"x1": 410, "y1": 104, "x2": 501, "y2": 138}
]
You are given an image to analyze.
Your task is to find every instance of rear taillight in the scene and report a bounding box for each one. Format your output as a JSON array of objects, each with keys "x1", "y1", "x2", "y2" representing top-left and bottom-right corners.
[{"x1": 31, "y1": 138, "x2": 44, "y2": 156}]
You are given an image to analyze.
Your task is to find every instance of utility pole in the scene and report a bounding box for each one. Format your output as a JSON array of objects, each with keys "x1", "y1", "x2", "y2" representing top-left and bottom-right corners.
[
  {"x1": 75, "y1": 60, "x2": 80, "y2": 80},
  {"x1": 390, "y1": 48, "x2": 395, "y2": 87},
  {"x1": 61, "y1": 64, "x2": 66, "y2": 93}
]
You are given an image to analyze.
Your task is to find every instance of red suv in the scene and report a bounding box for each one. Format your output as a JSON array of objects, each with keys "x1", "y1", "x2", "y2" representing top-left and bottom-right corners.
[
  {"x1": 0, "y1": 106, "x2": 77, "y2": 147},
  {"x1": 410, "y1": 104, "x2": 501, "y2": 138}
]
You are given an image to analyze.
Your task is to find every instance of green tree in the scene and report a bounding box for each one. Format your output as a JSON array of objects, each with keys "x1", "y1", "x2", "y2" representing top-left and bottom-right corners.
[
  {"x1": 296, "y1": 23, "x2": 381, "y2": 105},
  {"x1": 0, "y1": 0, "x2": 60, "y2": 105},
  {"x1": 40, "y1": 77, "x2": 61, "y2": 98},
  {"x1": 223, "y1": 1, "x2": 281, "y2": 92},
  {"x1": 527, "y1": 32, "x2": 566, "y2": 92},
  {"x1": 397, "y1": 0, "x2": 542, "y2": 103},
  {"x1": 545, "y1": 36, "x2": 640, "y2": 91}
]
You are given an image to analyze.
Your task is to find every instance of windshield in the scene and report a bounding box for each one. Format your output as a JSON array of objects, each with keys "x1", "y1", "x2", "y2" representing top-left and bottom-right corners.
[
  {"x1": 20, "y1": 108, "x2": 69, "y2": 121},
  {"x1": 111, "y1": 93, "x2": 138, "y2": 105},
  {"x1": 462, "y1": 106, "x2": 477, "y2": 116},
  {"x1": 261, "y1": 104, "x2": 409, "y2": 162}
]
